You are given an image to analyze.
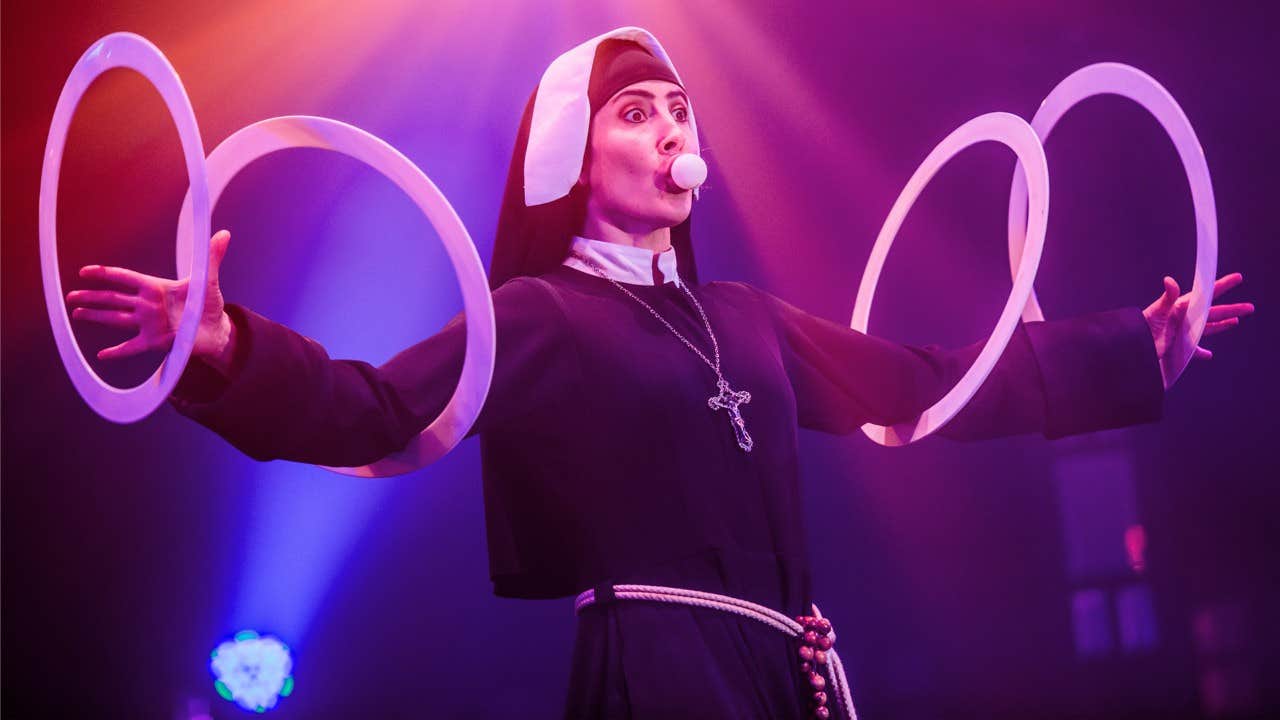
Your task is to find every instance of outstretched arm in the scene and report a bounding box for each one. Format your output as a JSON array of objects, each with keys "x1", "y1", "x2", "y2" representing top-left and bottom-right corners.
[
  {"x1": 161, "y1": 275, "x2": 573, "y2": 466},
  {"x1": 66, "y1": 230, "x2": 578, "y2": 466},
  {"x1": 753, "y1": 286, "x2": 1154, "y2": 441},
  {"x1": 759, "y1": 270, "x2": 1253, "y2": 442}
]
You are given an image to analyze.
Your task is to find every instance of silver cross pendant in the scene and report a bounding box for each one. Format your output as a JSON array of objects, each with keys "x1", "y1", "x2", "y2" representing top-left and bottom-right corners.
[{"x1": 707, "y1": 378, "x2": 754, "y2": 452}]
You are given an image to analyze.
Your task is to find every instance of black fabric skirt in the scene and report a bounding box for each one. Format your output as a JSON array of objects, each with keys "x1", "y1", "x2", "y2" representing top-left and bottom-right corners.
[{"x1": 561, "y1": 546, "x2": 851, "y2": 719}]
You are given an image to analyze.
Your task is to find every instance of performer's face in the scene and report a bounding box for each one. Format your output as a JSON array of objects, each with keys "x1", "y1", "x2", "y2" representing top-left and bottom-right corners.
[{"x1": 581, "y1": 79, "x2": 698, "y2": 232}]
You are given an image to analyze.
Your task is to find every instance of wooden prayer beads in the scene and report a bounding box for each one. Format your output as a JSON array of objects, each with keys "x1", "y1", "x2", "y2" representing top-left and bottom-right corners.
[{"x1": 795, "y1": 614, "x2": 836, "y2": 718}]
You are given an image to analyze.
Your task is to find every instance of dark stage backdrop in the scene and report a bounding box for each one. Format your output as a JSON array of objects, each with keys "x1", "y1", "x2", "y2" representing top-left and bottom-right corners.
[{"x1": 4, "y1": 1, "x2": 1277, "y2": 718}]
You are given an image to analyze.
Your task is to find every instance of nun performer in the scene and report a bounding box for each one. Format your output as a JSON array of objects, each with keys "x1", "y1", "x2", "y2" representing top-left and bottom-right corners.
[{"x1": 66, "y1": 27, "x2": 1253, "y2": 720}]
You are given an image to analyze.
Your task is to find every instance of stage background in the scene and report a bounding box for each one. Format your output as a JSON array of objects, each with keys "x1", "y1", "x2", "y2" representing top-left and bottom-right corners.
[{"x1": 3, "y1": 1, "x2": 1277, "y2": 718}]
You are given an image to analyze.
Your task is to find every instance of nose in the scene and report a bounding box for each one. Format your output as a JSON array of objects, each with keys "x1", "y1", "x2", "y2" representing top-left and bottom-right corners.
[{"x1": 658, "y1": 119, "x2": 686, "y2": 155}]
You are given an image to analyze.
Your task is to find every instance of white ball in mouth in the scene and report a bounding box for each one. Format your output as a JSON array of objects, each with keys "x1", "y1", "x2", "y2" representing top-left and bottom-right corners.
[{"x1": 670, "y1": 153, "x2": 707, "y2": 190}]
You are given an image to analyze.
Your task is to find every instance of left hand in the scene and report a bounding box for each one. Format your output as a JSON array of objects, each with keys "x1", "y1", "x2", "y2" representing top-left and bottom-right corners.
[{"x1": 1143, "y1": 272, "x2": 1254, "y2": 389}]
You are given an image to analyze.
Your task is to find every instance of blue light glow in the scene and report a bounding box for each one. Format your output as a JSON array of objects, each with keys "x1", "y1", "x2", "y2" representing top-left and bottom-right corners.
[{"x1": 210, "y1": 632, "x2": 294, "y2": 712}]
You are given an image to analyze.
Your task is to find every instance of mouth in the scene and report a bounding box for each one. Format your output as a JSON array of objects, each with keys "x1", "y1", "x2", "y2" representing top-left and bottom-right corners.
[{"x1": 656, "y1": 164, "x2": 688, "y2": 194}]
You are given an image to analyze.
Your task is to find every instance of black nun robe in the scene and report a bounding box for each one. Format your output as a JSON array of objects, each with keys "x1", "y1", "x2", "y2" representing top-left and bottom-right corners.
[{"x1": 169, "y1": 265, "x2": 1162, "y2": 719}]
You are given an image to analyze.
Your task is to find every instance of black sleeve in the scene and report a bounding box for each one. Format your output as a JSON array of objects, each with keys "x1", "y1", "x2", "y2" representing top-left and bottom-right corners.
[
  {"x1": 167, "y1": 277, "x2": 577, "y2": 465},
  {"x1": 753, "y1": 287, "x2": 1165, "y2": 440}
]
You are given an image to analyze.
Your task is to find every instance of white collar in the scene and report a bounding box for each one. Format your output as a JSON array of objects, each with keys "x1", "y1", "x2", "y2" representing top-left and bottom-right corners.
[{"x1": 563, "y1": 235, "x2": 684, "y2": 287}]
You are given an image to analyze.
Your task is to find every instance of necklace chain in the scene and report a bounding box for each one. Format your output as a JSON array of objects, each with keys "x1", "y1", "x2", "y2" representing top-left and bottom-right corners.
[
  {"x1": 571, "y1": 251, "x2": 756, "y2": 453},
  {"x1": 570, "y1": 252, "x2": 722, "y2": 379}
]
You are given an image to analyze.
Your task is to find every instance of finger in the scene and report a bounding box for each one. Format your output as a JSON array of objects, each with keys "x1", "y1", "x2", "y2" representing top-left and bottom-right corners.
[
  {"x1": 209, "y1": 230, "x2": 231, "y2": 280},
  {"x1": 66, "y1": 289, "x2": 140, "y2": 310},
  {"x1": 97, "y1": 335, "x2": 151, "y2": 361},
  {"x1": 1207, "y1": 302, "x2": 1255, "y2": 322},
  {"x1": 1193, "y1": 346, "x2": 1213, "y2": 360},
  {"x1": 1171, "y1": 291, "x2": 1190, "y2": 323},
  {"x1": 71, "y1": 307, "x2": 137, "y2": 329},
  {"x1": 1202, "y1": 318, "x2": 1239, "y2": 336},
  {"x1": 1157, "y1": 276, "x2": 1180, "y2": 308},
  {"x1": 1212, "y1": 272, "x2": 1244, "y2": 300},
  {"x1": 78, "y1": 264, "x2": 163, "y2": 291}
]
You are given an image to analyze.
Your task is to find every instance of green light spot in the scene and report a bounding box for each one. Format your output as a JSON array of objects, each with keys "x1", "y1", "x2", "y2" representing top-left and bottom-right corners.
[
  {"x1": 255, "y1": 705, "x2": 265, "y2": 713},
  {"x1": 210, "y1": 649, "x2": 218, "y2": 659},
  {"x1": 234, "y1": 630, "x2": 259, "y2": 641},
  {"x1": 214, "y1": 681, "x2": 232, "y2": 701}
]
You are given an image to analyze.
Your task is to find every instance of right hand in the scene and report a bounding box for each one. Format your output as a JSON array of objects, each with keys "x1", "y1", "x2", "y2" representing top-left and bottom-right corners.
[{"x1": 66, "y1": 229, "x2": 235, "y2": 371}]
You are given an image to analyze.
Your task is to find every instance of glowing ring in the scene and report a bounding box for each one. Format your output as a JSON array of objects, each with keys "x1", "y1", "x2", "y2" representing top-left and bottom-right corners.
[
  {"x1": 851, "y1": 112, "x2": 1049, "y2": 446},
  {"x1": 1008, "y1": 62, "x2": 1217, "y2": 387},
  {"x1": 175, "y1": 116, "x2": 496, "y2": 478},
  {"x1": 40, "y1": 32, "x2": 211, "y2": 423}
]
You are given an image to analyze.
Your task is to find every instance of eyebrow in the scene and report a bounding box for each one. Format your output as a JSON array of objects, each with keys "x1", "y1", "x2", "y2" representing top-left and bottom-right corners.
[{"x1": 611, "y1": 89, "x2": 689, "y2": 105}]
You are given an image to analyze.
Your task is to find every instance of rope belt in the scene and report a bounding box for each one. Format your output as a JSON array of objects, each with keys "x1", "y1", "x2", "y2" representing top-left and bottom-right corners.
[{"x1": 574, "y1": 583, "x2": 858, "y2": 720}]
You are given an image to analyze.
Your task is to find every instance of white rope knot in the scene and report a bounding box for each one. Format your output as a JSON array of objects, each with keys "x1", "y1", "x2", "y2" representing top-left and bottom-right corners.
[{"x1": 575, "y1": 583, "x2": 857, "y2": 719}]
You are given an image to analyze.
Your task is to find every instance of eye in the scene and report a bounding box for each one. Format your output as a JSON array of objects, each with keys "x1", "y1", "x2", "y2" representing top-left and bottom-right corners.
[
  {"x1": 623, "y1": 108, "x2": 646, "y2": 123},
  {"x1": 672, "y1": 106, "x2": 689, "y2": 122}
]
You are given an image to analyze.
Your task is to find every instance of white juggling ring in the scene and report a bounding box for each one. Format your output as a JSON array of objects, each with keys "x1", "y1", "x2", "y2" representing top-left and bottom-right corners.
[
  {"x1": 851, "y1": 112, "x2": 1050, "y2": 446},
  {"x1": 174, "y1": 116, "x2": 496, "y2": 478},
  {"x1": 1007, "y1": 62, "x2": 1217, "y2": 388},
  {"x1": 40, "y1": 32, "x2": 212, "y2": 423}
]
